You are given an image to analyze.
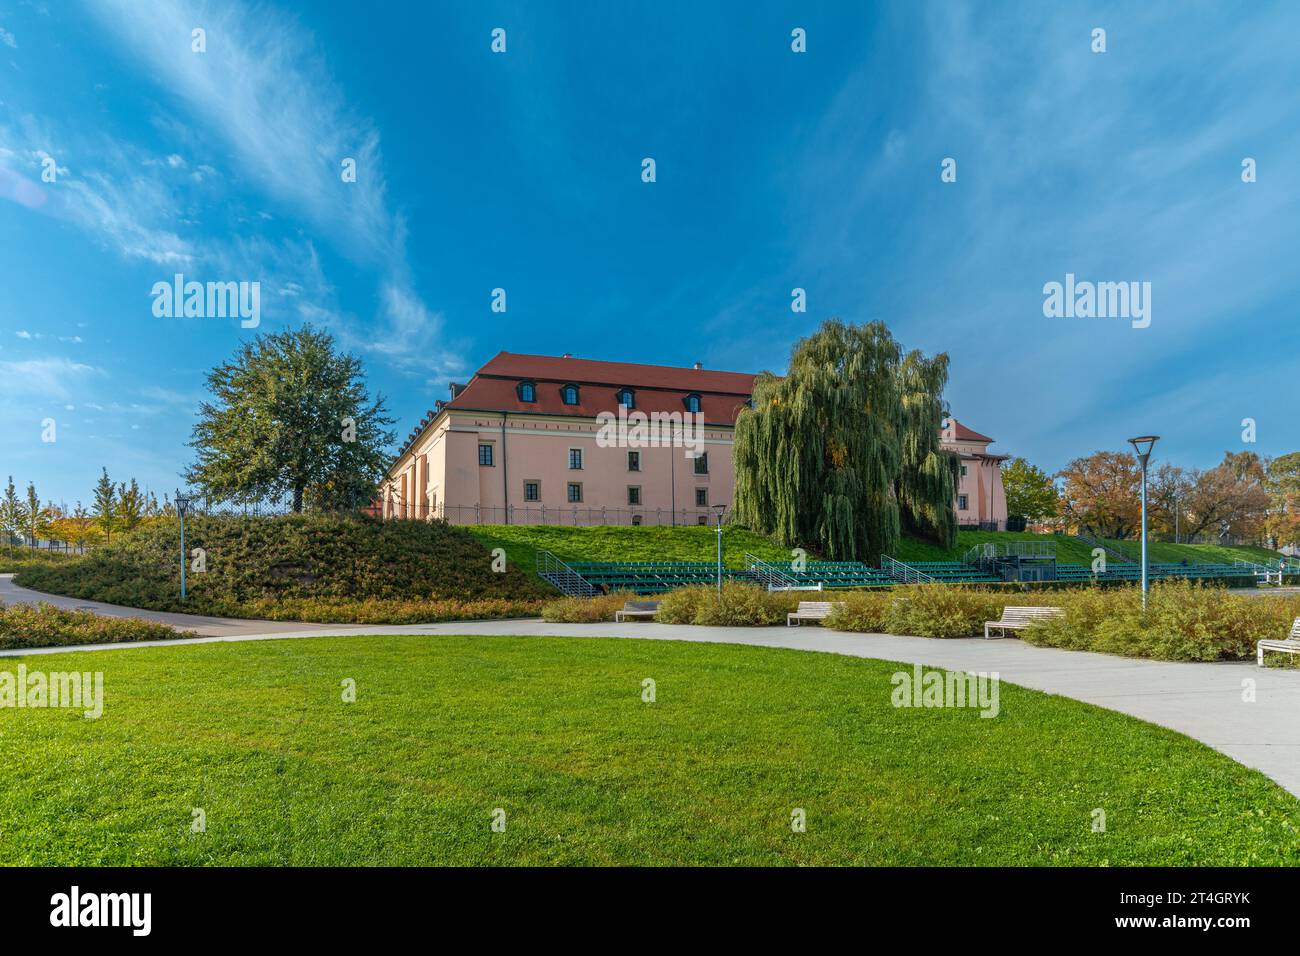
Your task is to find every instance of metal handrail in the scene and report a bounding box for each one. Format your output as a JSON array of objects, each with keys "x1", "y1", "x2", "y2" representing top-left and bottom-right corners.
[
  {"x1": 881, "y1": 555, "x2": 935, "y2": 584},
  {"x1": 745, "y1": 553, "x2": 822, "y2": 591},
  {"x1": 536, "y1": 550, "x2": 597, "y2": 597}
]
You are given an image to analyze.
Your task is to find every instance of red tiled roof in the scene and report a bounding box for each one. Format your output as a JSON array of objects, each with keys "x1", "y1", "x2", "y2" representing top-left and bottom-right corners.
[
  {"x1": 471, "y1": 352, "x2": 755, "y2": 394},
  {"x1": 444, "y1": 351, "x2": 757, "y2": 424},
  {"x1": 945, "y1": 418, "x2": 994, "y2": 444}
]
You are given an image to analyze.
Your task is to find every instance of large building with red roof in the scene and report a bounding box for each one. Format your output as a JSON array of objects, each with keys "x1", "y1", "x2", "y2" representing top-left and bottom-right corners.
[{"x1": 379, "y1": 352, "x2": 1007, "y2": 529}]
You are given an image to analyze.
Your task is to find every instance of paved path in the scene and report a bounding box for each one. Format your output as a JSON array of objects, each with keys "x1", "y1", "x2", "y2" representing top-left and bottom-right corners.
[
  {"x1": 0, "y1": 574, "x2": 321, "y2": 636},
  {"x1": 4, "y1": 574, "x2": 1298, "y2": 796}
]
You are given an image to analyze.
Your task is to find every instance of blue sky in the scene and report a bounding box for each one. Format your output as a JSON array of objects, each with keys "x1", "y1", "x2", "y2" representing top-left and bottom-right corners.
[{"x1": 2, "y1": 0, "x2": 1298, "y2": 507}]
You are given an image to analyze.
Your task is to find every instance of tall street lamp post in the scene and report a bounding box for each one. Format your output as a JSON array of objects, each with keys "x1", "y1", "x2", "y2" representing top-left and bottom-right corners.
[
  {"x1": 713, "y1": 504, "x2": 727, "y2": 594},
  {"x1": 175, "y1": 489, "x2": 192, "y2": 603},
  {"x1": 1126, "y1": 436, "x2": 1160, "y2": 610}
]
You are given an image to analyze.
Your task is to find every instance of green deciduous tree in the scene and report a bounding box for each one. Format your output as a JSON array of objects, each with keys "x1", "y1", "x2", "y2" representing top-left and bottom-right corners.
[
  {"x1": 24, "y1": 482, "x2": 54, "y2": 544},
  {"x1": 116, "y1": 478, "x2": 146, "y2": 534},
  {"x1": 733, "y1": 319, "x2": 957, "y2": 562},
  {"x1": 93, "y1": 468, "x2": 118, "y2": 544},
  {"x1": 896, "y1": 350, "x2": 960, "y2": 545},
  {"x1": 0, "y1": 476, "x2": 25, "y2": 545},
  {"x1": 1002, "y1": 458, "x2": 1060, "y2": 523},
  {"x1": 187, "y1": 326, "x2": 396, "y2": 512}
]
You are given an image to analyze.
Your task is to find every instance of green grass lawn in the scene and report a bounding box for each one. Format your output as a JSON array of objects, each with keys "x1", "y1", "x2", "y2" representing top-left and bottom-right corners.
[
  {"x1": 469, "y1": 524, "x2": 1285, "y2": 576},
  {"x1": 1097, "y1": 538, "x2": 1285, "y2": 566},
  {"x1": 467, "y1": 523, "x2": 793, "y2": 571},
  {"x1": 3, "y1": 634, "x2": 1296, "y2": 865}
]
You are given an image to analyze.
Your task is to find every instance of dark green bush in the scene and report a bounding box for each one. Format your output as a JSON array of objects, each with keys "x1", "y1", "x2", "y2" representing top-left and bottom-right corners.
[{"x1": 14, "y1": 513, "x2": 549, "y2": 619}]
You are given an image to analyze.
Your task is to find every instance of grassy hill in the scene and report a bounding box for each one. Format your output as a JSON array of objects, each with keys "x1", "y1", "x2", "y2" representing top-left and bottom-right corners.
[
  {"x1": 467, "y1": 523, "x2": 1285, "y2": 573},
  {"x1": 467, "y1": 523, "x2": 793, "y2": 571},
  {"x1": 1092, "y1": 538, "x2": 1284, "y2": 566},
  {"x1": 14, "y1": 513, "x2": 548, "y2": 618}
]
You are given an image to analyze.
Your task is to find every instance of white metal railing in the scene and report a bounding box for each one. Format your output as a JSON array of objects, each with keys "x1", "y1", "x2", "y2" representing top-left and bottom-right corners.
[
  {"x1": 881, "y1": 555, "x2": 935, "y2": 584},
  {"x1": 745, "y1": 553, "x2": 822, "y2": 592},
  {"x1": 536, "y1": 550, "x2": 597, "y2": 597}
]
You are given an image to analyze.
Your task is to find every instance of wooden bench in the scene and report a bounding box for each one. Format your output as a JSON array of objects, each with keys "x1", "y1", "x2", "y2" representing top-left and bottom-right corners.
[
  {"x1": 787, "y1": 601, "x2": 845, "y2": 627},
  {"x1": 1257, "y1": 617, "x2": 1300, "y2": 665},
  {"x1": 615, "y1": 600, "x2": 660, "y2": 623},
  {"x1": 983, "y1": 606, "x2": 1064, "y2": 639}
]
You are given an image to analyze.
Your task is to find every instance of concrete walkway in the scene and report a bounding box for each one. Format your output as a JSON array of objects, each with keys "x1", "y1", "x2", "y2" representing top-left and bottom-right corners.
[{"x1": 3, "y1": 574, "x2": 1298, "y2": 796}]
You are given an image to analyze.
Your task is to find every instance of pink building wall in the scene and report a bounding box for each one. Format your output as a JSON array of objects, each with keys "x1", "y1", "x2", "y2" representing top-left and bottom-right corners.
[{"x1": 381, "y1": 355, "x2": 1009, "y2": 531}]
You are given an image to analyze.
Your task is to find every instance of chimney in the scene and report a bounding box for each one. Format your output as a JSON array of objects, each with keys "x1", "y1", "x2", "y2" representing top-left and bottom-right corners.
[
  {"x1": 561, "y1": 353, "x2": 573, "y2": 359},
  {"x1": 449, "y1": 382, "x2": 466, "y2": 399},
  {"x1": 693, "y1": 362, "x2": 703, "y2": 370}
]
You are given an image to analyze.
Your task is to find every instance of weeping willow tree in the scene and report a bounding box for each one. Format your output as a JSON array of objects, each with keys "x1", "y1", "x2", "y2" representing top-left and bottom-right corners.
[
  {"x1": 895, "y1": 350, "x2": 960, "y2": 548},
  {"x1": 733, "y1": 320, "x2": 958, "y2": 562}
]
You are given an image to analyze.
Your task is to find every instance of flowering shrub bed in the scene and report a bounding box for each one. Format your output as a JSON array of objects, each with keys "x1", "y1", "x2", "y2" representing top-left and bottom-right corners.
[{"x1": 0, "y1": 603, "x2": 194, "y2": 649}]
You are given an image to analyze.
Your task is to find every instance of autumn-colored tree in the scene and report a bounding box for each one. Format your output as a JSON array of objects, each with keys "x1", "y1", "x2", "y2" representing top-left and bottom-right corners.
[
  {"x1": 1056, "y1": 451, "x2": 1141, "y2": 538},
  {"x1": 1181, "y1": 452, "x2": 1270, "y2": 541},
  {"x1": 1264, "y1": 452, "x2": 1300, "y2": 549},
  {"x1": 1146, "y1": 463, "x2": 1193, "y2": 540}
]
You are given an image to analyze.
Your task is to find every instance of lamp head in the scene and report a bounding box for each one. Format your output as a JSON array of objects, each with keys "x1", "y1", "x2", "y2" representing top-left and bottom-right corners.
[
  {"x1": 1127, "y1": 435, "x2": 1160, "y2": 465},
  {"x1": 174, "y1": 489, "x2": 191, "y2": 517}
]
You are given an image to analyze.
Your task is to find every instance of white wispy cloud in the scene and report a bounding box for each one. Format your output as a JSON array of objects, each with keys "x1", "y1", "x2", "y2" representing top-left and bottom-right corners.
[
  {"x1": 81, "y1": 0, "x2": 452, "y2": 374},
  {"x1": 0, "y1": 356, "x2": 101, "y2": 401},
  {"x1": 0, "y1": 27, "x2": 16, "y2": 49}
]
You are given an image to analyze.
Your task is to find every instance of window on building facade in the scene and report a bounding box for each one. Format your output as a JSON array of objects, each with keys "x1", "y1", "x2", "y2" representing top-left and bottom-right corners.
[
  {"x1": 627, "y1": 450, "x2": 640, "y2": 471},
  {"x1": 617, "y1": 388, "x2": 635, "y2": 409},
  {"x1": 696, "y1": 515, "x2": 708, "y2": 526},
  {"x1": 562, "y1": 384, "x2": 580, "y2": 405},
  {"x1": 523, "y1": 481, "x2": 540, "y2": 502},
  {"x1": 627, "y1": 486, "x2": 641, "y2": 506},
  {"x1": 958, "y1": 494, "x2": 969, "y2": 510},
  {"x1": 685, "y1": 393, "x2": 701, "y2": 413},
  {"x1": 478, "y1": 443, "x2": 494, "y2": 467},
  {"x1": 693, "y1": 452, "x2": 708, "y2": 475},
  {"x1": 695, "y1": 488, "x2": 707, "y2": 507},
  {"x1": 568, "y1": 448, "x2": 583, "y2": 470},
  {"x1": 960, "y1": 464, "x2": 968, "y2": 477},
  {"x1": 518, "y1": 381, "x2": 536, "y2": 402},
  {"x1": 567, "y1": 482, "x2": 583, "y2": 503},
  {"x1": 631, "y1": 515, "x2": 643, "y2": 526}
]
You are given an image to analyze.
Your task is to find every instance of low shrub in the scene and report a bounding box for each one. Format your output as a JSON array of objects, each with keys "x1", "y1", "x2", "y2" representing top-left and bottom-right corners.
[
  {"x1": 657, "y1": 582, "x2": 799, "y2": 626},
  {"x1": 0, "y1": 546, "x2": 77, "y2": 575},
  {"x1": 541, "y1": 591, "x2": 637, "y2": 623},
  {"x1": 236, "y1": 596, "x2": 544, "y2": 624},
  {"x1": 881, "y1": 585, "x2": 1005, "y2": 639},
  {"x1": 1022, "y1": 580, "x2": 1300, "y2": 662},
  {"x1": 824, "y1": 590, "x2": 892, "y2": 632},
  {"x1": 0, "y1": 602, "x2": 194, "y2": 649}
]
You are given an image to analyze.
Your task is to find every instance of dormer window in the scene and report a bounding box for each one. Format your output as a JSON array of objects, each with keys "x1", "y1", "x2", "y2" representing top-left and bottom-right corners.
[
  {"x1": 616, "y1": 388, "x2": 635, "y2": 410},
  {"x1": 561, "y1": 383, "x2": 580, "y2": 405},
  {"x1": 517, "y1": 381, "x2": 537, "y2": 403},
  {"x1": 684, "y1": 393, "x2": 702, "y2": 414}
]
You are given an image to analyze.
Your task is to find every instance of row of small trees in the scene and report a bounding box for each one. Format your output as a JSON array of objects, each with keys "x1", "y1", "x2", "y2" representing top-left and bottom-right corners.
[
  {"x1": 1002, "y1": 450, "x2": 1300, "y2": 547},
  {"x1": 0, "y1": 470, "x2": 174, "y2": 549}
]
